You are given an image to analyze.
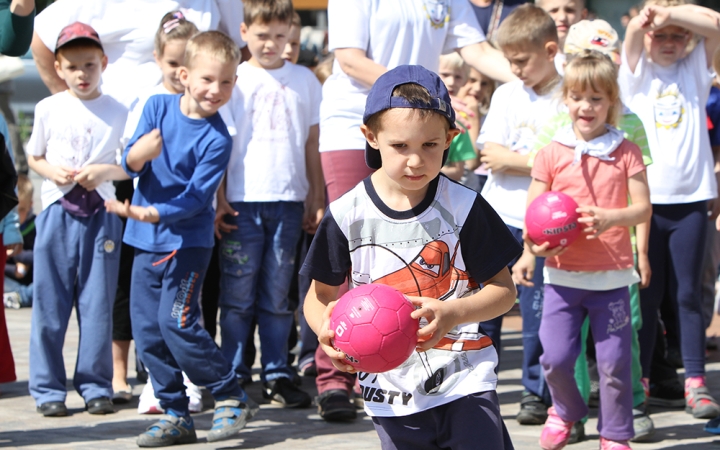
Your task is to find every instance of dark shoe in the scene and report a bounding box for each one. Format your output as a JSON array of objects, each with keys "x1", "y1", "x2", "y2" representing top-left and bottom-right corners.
[
  {"x1": 317, "y1": 389, "x2": 357, "y2": 422},
  {"x1": 568, "y1": 421, "x2": 586, "y2": 444},
  {"x1": 631, "y1": 404, "x2": 654, "y2": 442},
  {"x1": 137, "y1": 414, "x2": 197, "y2": 447},
  {"x1": 649, "y1": 380, "x2": 685, "y2": 408},
  {"x1": 667, "y1": 347, "x2": 684, "y2": 369},
  {"x1": 86, "y1": 396, "x2": 115, "y2": 415},
  {"x1": 37, "y1": 401, "x2": 68, "y2": 417},
  {"x1": 516, "y1": 392, "x2": 548, "y2": 425},
  {"x1": 299, "y1": 361, "x2": 317, "y2": 377},
  {"x1": 112, "y1": 386, "x2": 133, "y2": 404},
  {"x1": 238, "y1": 377, "x2": 252, "y2": 389},
  {"x1": 262, "y1": 377, "x2": 311, "y2": 408}
]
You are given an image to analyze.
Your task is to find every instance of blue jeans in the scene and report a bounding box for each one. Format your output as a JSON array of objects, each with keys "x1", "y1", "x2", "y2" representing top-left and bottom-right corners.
[
  {"x1": 219, "y1": 201, "x2": 303, "y2": 382},
  {"x1": 4, "y1": 277, "x2": 32, "y2": 307}
]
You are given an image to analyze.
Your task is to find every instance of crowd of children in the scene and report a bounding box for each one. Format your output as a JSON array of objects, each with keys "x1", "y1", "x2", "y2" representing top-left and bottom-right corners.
[{"x1": 3, "y1": 0, "x2": 720, "y2": 448}]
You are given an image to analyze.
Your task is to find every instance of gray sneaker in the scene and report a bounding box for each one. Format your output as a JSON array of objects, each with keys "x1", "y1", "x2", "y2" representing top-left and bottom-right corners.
[
  {"x1": 3, "y1": 292, "x2": 20, "y2": 309},
  {"x1": 631, "y1": 405, "x2": 654, "y2": 442},
  {"x1": 206, "y1": 395, "x2": 260, "y2": 442},
  {"x1": 136, "y1": 414, "x2": 197, "y2": 447}
]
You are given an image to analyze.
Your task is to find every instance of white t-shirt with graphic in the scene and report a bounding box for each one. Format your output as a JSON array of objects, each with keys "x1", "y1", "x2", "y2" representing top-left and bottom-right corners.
[
  {"x1": 619, "y1": 41, "x2": 717, "y2": 204},
  {"x1": 300, "y1": 175, "x2": 522, "y2": 417},
  {"x1": 225, "y1": 62, "x2": 322, "y2": 203},
  {"x1": 478, "y1": 80, "x2": 563, "y2": 229},
  {"x1": 319, "y1": 0, "x2": 485, "y2": 152},
  {"x1": 27, "y1": 91, "x2": 128, "y2": 209},
  {"x1": 34, "y1": 0, "x2": 245, "y2": 108}
]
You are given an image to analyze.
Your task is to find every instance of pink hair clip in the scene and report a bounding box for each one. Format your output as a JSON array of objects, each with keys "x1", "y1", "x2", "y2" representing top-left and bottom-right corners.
[{"x1": 163, "y1": 11, "x2": 185, "y2": 33}]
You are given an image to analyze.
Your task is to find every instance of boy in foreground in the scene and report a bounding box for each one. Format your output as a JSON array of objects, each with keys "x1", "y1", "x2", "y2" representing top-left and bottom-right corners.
[
  {"x1": 301, "y1": 65, "x2": 521, "y2": 449},
  {"x1": 105, "y1": 31, "x2": 256, "y2": 447}
]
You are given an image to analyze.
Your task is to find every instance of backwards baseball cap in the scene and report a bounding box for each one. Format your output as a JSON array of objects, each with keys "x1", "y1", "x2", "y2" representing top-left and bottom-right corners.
[
  {"x1": 363, "y1": 65, "x2": 456, "y2": 170},
  {"x1": 55, "y1": 22, "x2": 103, "y2": 53},
  {"x1": 564, "y1": 20, "x2": 620, "y2": 65}
]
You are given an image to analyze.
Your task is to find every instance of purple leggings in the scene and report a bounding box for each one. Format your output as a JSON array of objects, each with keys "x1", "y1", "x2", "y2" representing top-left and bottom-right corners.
[{"x1": 540, "y1": 284, "x2": 634, "y2": 441}]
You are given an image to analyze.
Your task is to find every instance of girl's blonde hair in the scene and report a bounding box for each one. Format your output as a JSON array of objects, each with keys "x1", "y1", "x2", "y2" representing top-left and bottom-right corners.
[
  {"x1": 562, "y1": 50, "x2": 620, "y2": 127},
  {"x1": 155, "y1": 11, "x2": 199, "y2": 56}
]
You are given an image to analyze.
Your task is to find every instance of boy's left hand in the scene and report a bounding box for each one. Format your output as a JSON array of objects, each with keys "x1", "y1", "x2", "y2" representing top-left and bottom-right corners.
[
  {"x1": 408, "y1": 295, "x2": 456, "y2": 352},
  {"x1": 74, "y1": 165, "x2": 109, "y2": 191},
  {"x1": 577, "y1": 206, "x2": 616, "y2": 239},
  {"x1": 5, "y1": 243, "x2": 22, "y2": 257}
]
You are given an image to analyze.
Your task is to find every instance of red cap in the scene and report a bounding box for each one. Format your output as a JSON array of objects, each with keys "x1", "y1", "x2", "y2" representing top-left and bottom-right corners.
[{"x1": 55, "y1": 22, "x2": 103, "y2": 52}]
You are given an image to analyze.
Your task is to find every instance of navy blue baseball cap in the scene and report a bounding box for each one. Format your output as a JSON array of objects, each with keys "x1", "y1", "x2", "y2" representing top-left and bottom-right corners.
[{"x1": 363, "y1": 65, "x2": 457, "y2": 170}]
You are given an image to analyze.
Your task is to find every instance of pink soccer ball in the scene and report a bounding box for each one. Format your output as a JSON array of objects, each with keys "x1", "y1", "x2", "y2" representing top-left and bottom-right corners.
[
  {"x1": 525, "y1": 191, "x2": 581, "y2": 249},
  {"x1": 330, "y1": 284, "x2": 419, "y2": 373}
]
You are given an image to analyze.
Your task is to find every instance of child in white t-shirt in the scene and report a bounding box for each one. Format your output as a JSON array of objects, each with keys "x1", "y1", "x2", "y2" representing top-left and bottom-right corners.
[
  {"x1": 214, "y1": 0, "x2": 324, "y2": 408},
  {"x1": 621, "y1": 0, "x2": 720, "y2": 419},
  {"x1": 476, "y1": 4, "x2": 563, "y2": 426},
  {"x1": 26, "y1": 22, "x2": 128, "y2": 417}
]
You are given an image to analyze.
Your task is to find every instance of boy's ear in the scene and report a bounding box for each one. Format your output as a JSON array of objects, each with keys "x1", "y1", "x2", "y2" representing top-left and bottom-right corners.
[
  {"x1": 53, "y1": 60, "x2": 64, "y2": 81},
  {"x1": 545, "y1": 41, "x2": 559, "y2": 60},
  {"x1": 178, "y1": 66, "x2": 190, "y2": 88},
  {"x1": 240, "y1": 22, "x2": 249, "y2": 41},
  {"x1": 101, "y1": 54, "x2": 108, "y2": 72},
  {"x1": 360, "y1": 124, "x2": 379, "y2": 149},
  {"x1": 446, "y1": 128, "x2": 461, "y2": 147}
]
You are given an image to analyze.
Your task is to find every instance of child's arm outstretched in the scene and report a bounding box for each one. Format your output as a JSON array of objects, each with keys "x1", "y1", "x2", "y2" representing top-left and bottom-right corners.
[
  {"x1": 411, "y1": 267, "x2": 516, "y2": 351},
  {"x1": 577, "y1": 171, "x2": 652, "y2": 239},
  {"x1": 625, "y1": 4, "x2": 720, "y2": 73}
]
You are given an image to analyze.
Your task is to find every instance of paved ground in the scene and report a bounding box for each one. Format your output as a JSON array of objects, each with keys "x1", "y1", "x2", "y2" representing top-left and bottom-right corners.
[{"x1": 2, "y1": 308, "x2": 720, "y2": 449}]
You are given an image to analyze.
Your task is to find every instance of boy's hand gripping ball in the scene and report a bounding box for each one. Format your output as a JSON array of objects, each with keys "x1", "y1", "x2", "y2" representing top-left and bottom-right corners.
[
  {"x1": 525, "y1": 191, "x2": 581, "y2": 249},
  {"x1": 330, "y1": 284, "x2": 419, "y2": 373}
]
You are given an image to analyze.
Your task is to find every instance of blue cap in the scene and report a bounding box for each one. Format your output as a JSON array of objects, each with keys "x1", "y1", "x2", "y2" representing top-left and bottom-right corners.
[{"x1": 363, "y1": 65, "x2": 457, "y2": 170}]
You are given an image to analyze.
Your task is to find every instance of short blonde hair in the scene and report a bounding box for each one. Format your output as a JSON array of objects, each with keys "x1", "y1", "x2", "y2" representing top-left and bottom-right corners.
[
  {"x1": 184, "y1": 31, "x2": 240, "y2": 69},
  {"x1": 291, "y1": 11, "x2": 302, "y2": 28},
  {"x1": 314, "y1": 53, "x2": 334, "y2": 84},
  {"x1": 439, "y1": 52, "x2": 469, "y2": 76},
  {"x1": 243, "y1": 0, "x2": 294, "y2": 26},
  {"x1": 497, "y1": 4, "x2": 558, "y2": 51},
  {"x1": 562, "y1": 50, "x2": 620, "y2": 126}
]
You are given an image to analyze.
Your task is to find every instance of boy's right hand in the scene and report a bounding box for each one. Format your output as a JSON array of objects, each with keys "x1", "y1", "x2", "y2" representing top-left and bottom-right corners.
[
  {"x1": 214, "y1": 198, "x2": 239, "y2": 239},
  {"x1": 51, "y1": 165, "x2": 77, "y2": 186},
  {"x1": 317, "y1": 300, "x2": 357, "y2": 373}
]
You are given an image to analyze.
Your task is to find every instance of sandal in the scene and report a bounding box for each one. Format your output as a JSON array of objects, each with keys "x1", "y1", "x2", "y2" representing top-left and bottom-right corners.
[{"x1": 136, "y1": 414, "x2": 196, "y2": 447}]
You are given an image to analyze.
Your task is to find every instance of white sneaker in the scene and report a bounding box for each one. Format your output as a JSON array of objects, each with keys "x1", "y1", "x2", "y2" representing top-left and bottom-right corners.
[
  {"x1": 138, "y1": 381, "x2": 163, "y2": 414},
  {"x1": 184, "y1": 373, "x2": 203, "y2": 413},
  {"x1": 3, "y1": 292, "x2": 21, "y2": 309}
]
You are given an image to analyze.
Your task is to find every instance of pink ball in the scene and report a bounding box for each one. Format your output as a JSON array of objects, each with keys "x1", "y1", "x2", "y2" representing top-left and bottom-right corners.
[
  {"x1": 330, "y1": 284, "x2": 419, "y2": 373},
  {"x1": 525, "y1": 191, "x2": 581, "y2": 249}
]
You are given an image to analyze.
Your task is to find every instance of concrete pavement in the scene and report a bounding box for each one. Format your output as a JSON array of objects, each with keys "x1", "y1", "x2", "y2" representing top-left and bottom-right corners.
[{"x1": 2, "y1": 308, "x2": 720, "y2": 449}]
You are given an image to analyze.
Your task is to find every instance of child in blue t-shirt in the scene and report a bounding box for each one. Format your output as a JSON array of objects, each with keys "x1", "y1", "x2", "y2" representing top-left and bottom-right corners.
[{"x1": 105, "y1": 31, "x2": 256, "y2": 447}]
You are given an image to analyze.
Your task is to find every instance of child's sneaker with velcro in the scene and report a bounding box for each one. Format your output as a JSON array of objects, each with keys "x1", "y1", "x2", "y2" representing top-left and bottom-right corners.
[
  {"x1": 685, "y1": 376, "x2": 720, "y2": 419},
  {"x1": 206, "y1": 394, "x2": 260, "y2": 442},
  {"x1": 136, "y1": 412, "x2": 196, "y2": 447}
]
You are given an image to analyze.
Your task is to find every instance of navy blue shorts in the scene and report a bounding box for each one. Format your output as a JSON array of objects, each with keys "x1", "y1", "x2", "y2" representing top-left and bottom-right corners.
[{"x1": 371, "y1": 390, "x2": 514, "y2": 450}]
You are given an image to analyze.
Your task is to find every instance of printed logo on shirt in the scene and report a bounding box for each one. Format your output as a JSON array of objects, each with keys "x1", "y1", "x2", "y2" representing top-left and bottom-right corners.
[
  {"x1": 510, "y1": 122, "x2": 537, "y2": 154},
  {"x1": 654, "y1": 84, "x2": 684, "y2": 129},
  {"x1": 95, "y1": 235, "x2": 118, "y2": 258},
  {"x1": 606, "y1": 299, "x2": 630, "y2": 334},
  {"x1": 423, "y1": 0, "x2": 450, "y2": 29}
]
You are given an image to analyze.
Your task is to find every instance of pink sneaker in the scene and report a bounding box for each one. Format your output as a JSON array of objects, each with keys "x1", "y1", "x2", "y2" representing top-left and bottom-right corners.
[
  {"x1": 685, "y1": 376, "x2": 720, "y2": 419},
  {"x1": 539, "y1": 406, "x2": 573, "y2": 450},
  {"x1": 600, "y1": 437, "x2": 631, "y2": 450}
]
